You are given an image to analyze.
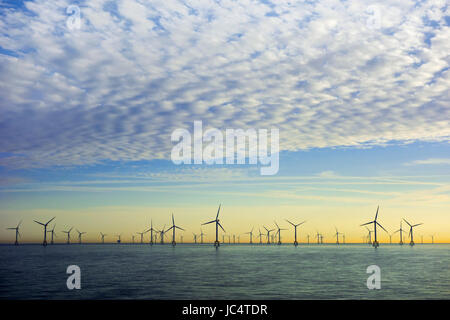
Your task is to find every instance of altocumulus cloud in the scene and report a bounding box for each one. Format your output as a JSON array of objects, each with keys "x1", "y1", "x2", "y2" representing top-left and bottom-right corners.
[{"x1": 0, "y1": 0, "x2": 449, "y2": 168}]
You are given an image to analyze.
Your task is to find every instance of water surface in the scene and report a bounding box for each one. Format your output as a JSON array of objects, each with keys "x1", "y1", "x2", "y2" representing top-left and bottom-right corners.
[{"x1": 0, "y1": 244, "x2": 448, "y2": 299}]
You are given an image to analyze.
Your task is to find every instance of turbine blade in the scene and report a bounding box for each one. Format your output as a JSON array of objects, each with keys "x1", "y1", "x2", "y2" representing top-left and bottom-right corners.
[
  {"x1": 374, "y1": 206, "x2": 379, "y2": 221},
  {"x1": 403, "y1": 219, "x2": 412, "y2": 227},
  {"x1": 413, "y1": 223, "x2": 423, "y2": 227},
  {"x1": 377, "y1": 222, "x2": 388, "y2": 233},
  {"x1": 285, "y1": 219, "x2": 294, "y2": 226},
  {"x1": 34, "y1": 220, "x2": 44, "y2": 226},
  {"x1": 216, "y1": 204, "x2": 221, "y2": 219},
  {"x1": 46, "y1": 217, "x2": 56, "y2": 225},
  {"x1": 360, "y1": 221, "x2": 373, "y2": 226},
  {"x1": 176, "y1": 226, "x2": 185, "y2": 231},
  {"x1": 202, "y1": 220, "x2": 216, "y2": 225},
  {"x1": 218, "y1": 222, "x2": 225, "y2": 232}
]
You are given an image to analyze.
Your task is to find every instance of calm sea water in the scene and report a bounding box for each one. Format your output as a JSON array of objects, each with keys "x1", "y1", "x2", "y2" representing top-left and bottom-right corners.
[{"x1": 0, "y1": 244, "x2": 449, "y2": 299}]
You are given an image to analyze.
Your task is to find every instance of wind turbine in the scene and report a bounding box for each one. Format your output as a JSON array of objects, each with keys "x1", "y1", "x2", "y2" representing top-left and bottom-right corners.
[
  {"x1": 274, "y1": 221, "x2": 287, "y2": 245},
  {"x1": 320, "y1": 234, "x2": 324, "y2": 244},
  {"x1": 193, "y1": 233, "x2": 198, "y2": 244},
  {"x1": 145, "y1": 220, "x2": 156, "y2": 245},
  {"x1": 307, "y1": 234, "x2": 310, "y2": 244},
  {"x1": 403, "y1": 219, "x2": 423, "y2": 246},
  {"x1": 430, "y1": 234, "x2": 435, "y2": 244},
  {"x1": 157, "y1": 226, "x2": 166, "y2": 244},
  {"x1": 166, "y1": 214, "x2": 185, "y2": 246},
  {"x1": 333, "y1": 227, "x2": 341, "y2": 245},
  {"x1": 116, "y1": 234, "x2": 121, "y2": 243},
  {"x1": 47, "y1": 224, "x2": 57, "y2": 245},
  {"x1": 263, "y1": 226, "x2": 275, "y2": 244},
  {"x1": 6, "y1": 220, "x2": 22, "y2": 245},
  {"x1": 62, "y1": 227, "x2": 73, "y2": 244},
  {"x1": 393, "y1": 221, "x2": 406, "y2": 245},
  {"x1": 200, "y1": 229, "x2": 205, "y2": 244},
  {"x1": 137, "y1": 230, "x2": 146, "y2": 244},
  {"x1": 202, "y1": 204, "x2": 225, "y2": 247},
  {"x1": 342, "y1": 233, "x2": 346, "y2": 244},
  {"x1": 286, "y1": 219, "x2": 306, "y2": 246},
  {"x1": 34, "y1": 217, "x2": 55, "y2": 246},
  {"x1": 100, "y1": 232, "x2": 107, "y2": 244},
  {"x1": 257, "y1": 229, "x2": 263, "y2": 244},
  {"x1": 132, "y1": 235, "x2": 135, "y2": 243},
  {"x1": 360, "y1": 206, "x2": 387, "y2": 248},
  {"x1": 316, "y1": 231, "x2": 320, "y2": 244},
  {"x1": 365, "y1": 227, "x2": 372, "y2": 245},
  {"x1": 76, "y1": 229, "x2": 86, "y2": 244},
  {"x1": 245, "y1": 227, "x2": 254, "y2": 244},
  {"x1": 233, "y1": 234, "x2": 236, "y2": 244}
]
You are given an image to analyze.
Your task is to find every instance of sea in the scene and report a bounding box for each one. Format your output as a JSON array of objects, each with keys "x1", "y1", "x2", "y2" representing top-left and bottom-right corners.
[{"x1": 0, "y1": 243, "x2": 449, "y2": 299}]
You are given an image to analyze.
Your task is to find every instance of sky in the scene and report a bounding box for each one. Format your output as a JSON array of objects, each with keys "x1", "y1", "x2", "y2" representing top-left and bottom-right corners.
[{"x1": 0, "y1": 0, "x2": 449, "y2": 243}]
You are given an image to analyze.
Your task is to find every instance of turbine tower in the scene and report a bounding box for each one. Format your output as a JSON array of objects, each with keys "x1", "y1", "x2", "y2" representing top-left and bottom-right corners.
[
  {"x1": 430, "y1": 234, "x2": 435, "y2": 244},
  {"x1": 263, "y1": 226, "x2": 275, "y2": 244},
  {"x1": 403, "y1": 219, "x2": 423, "y2": 246},
  {"x1": 202, "y1": 204, "x2": 225, "y2": 247},
  {"x1": 6, "y1": 220, "x2": 22, "y2": 245},
  {"x1": 193, "y1": 233, "x2": 198, "y2": 244},
  {"x1": 166, "y1": 214, "x2": 185, "y2": 246},
  {"x1": 34, "y1": 217, "x2": 55, "y2": 246},
  {"x1": 62, "y1": 227, "x2": 73, "y2": 244},
  {"x1": 76, "y1": 229, "x2": 86, "y2": 244},
  {"x1": 286, "y1": 219, "x2": 306, "y2": 246},
  {"x1": 116, "y1": 234, "x2": 121, "y2": 243},
  {"x1": 245, "y1": 227, "x2": 254, "y2": 244},
  {"x1": 360, "y1": 206, "x2": 387, "y2": 248}
]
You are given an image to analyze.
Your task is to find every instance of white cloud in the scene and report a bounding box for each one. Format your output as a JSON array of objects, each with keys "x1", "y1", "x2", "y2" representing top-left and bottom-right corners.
[
  {"x1": 405, "y1": 158, "x2": 450, "y2": 165},
  {"x1": 0, "y1": 0, "x2": 449, "y2": 168}
]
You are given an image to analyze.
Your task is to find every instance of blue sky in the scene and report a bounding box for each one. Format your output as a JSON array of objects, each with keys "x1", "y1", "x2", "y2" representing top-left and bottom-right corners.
[{"x1": 0, "y1": 0, "x2": 449, "y2": 242}]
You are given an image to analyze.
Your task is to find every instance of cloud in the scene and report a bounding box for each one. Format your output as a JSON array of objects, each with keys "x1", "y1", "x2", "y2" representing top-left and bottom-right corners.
[
  {"x1": 0, "y1": 0, "x2": 449, "y2": 169},
  {"x1": 405, "y1": 158, "x2": 450, "y2": 165}
]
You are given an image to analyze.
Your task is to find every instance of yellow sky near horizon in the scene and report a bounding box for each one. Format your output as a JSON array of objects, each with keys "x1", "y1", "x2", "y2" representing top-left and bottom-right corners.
[{"x1": 1, "y1": 204, "x2": 448, "y2": 244}]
